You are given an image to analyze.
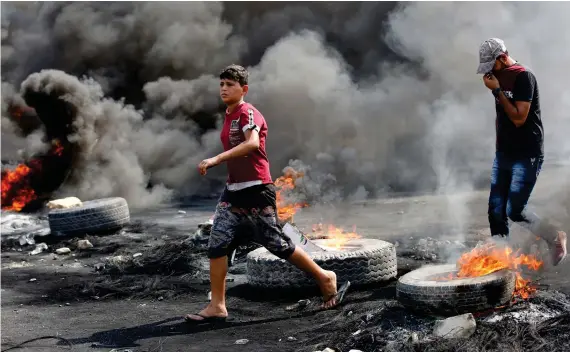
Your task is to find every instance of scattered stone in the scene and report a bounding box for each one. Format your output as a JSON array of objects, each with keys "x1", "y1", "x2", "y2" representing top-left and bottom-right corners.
[
  {"x1": 55, "y1": 247, "x2": 71, "y2": 255},
  {"x1": 349, "y1": 350, "x2": 364, "y2": 352},
  {"x1": 76, "y1": 239, "x2": 93, "y2": 250},
  {"x1": 178, "y1": 210, "x2": 186, "y2": 214},
  {"x1": 208, "y1": 291, "x2": 212, "y2": 301},
  {"x1": 286, "y1": 299, "x2": 311, "y2": 311},
  {"x1": 133, "y1": 253, "x2": 142, "y2": 258},
  {"x1": 433, "y1": 313, "x2": 477, "y2": 339},
  {"x1": 322, "y1": 348, "x2": 336, "y2": 352},
  {"x1": 29, "y1": 278, "x2": 36, "y2": 282},
  {"x1": 94, "y1": 263, "x2": 105, "y2": 271},
  {"x1": 65, "y1": 303, "x2": 70, "y2": 306},
  {"x1": 347, "y1": 310, "x2": 353, "y2": 316},
  {"x1": 287, "y1": 336, "x2": 297, "y2": 341},
  {"x1": 235, "y1": 339, "x2": 249, "y2": 345},
  {"x1": 352, "y1": 330, "x2": 362, "y2": 336},
  {"x1": 158, "y1": 296, "x2": 164, "y2": 301},
  {"x1": 30, "y1": 243, "x2": 48, "y2": 255},
  {"x1": 107, "y1": 256, "x2": 128, "y2": 265},
  {"x1": 47, "y1": 197, "x2": 82, "y2": 209},
  {"x1": 409, "y1": 332, "x2": 419, "y2": 343}
]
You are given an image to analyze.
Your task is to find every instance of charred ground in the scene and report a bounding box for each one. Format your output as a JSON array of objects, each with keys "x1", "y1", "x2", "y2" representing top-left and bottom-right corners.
[{"x1": 2, "y1": 170, "x2": 570, "y2": 352}]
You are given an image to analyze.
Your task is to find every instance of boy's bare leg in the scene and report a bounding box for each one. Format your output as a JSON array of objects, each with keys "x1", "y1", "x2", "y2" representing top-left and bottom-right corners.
[
  {"x1": 185, "y1": 256, "x2": 229, "y2": 320},
  {"x1": 287, "y1": 247, "x2": 339, "y2": 309}
]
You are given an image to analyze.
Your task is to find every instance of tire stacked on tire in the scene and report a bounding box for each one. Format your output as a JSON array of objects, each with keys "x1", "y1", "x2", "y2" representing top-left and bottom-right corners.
[
  {"x1": 48, "y1": 197, "x2": 130, "y2": 236},
  {"x1": 246, "y1": 238, "x2": 398, "y2": 289}
]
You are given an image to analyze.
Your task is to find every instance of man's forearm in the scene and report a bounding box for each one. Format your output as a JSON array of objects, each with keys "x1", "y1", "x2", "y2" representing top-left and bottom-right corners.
[
  {"x1": 497, "y1": 92, "x2": 524, "y2": 126},
  {"x1": 216, "y1": 141, "x2": 258, "y2": 163}
]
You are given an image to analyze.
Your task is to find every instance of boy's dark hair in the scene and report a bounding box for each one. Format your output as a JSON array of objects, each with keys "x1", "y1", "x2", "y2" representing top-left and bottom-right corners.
[{"x1": 219, "y1": 64, "x2": 248, "y2": 86}]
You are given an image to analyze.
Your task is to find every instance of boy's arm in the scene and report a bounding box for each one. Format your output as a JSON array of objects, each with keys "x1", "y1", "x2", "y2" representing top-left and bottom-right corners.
[
  {"x1": 214, "y1": 108, "x2": 262, "y2": 163},
  {"x1": 497, "y1": 71, "x2": 534, "y2": 127},
  {"x1": 215, "y1": 129, "x2": 259, "y2": 163}
]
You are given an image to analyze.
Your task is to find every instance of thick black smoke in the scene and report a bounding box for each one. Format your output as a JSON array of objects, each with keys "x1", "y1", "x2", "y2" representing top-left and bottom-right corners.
[{"x1": 1, "y1": 2, "x2": 569, "y2": 227}]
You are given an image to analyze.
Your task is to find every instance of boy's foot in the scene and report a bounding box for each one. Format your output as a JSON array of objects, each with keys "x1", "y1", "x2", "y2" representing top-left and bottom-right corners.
[
  {"x1": 549, "y1": 231, "x2": 567, "y2": 266},
  {"x1": 319, "y1": 271, "x2": 350, "y2": 310},
  {"x1": 184, "y1": 304, "x2": 228, "y2": 323}
]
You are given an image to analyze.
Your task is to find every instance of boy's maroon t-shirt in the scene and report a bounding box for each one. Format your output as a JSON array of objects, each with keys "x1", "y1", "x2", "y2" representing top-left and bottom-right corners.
[{"x1": 220, "y1": 102, "x2": 273, "y2": 189}]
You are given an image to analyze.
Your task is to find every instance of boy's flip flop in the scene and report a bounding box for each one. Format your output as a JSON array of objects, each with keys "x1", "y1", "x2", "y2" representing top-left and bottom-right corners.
[
  {"x1": 184, "y1": 313, "x2": 227, "y2": 325},
  {"x1": 321, "y1": 281, "x2": 351, "y2": 310}
]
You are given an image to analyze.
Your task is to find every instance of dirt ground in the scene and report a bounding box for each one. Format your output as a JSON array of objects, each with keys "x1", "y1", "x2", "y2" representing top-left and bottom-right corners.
[{"x1": 2, "y1": 164, "x2": 570, "y2": 352}]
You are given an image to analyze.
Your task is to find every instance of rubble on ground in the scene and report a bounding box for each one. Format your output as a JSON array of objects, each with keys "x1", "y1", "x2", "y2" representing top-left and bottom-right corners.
[
  {"x1": 0, "y1": 212, "x2": 50, "y2": 246},
  {"x1": 398, "y1": 237, "x2": 471, "y2": 262},
  {"x1": 433, "y1": 313, "x2": 476, "y2": 339},
  {"x1": 46, "y1": 197, "x2": 82, "y2": 209},
  {"x1": 76, "y1": 239, "x2": 93, "y2": 250},
  {"x1": 320, "y1": 290, "x2": 570, "y2": 352}
]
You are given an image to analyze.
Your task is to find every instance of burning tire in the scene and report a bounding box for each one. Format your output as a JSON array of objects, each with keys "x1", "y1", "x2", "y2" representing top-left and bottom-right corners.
[
  {"x1": 48, "y1": 197, "x2": 130, "y2": 236},
  {"x1": 396, "y1": 264, "x2": 516, "y2": 316},
  {"x1": 246, "y1": 238, "x2": 397, "y2": 289}
]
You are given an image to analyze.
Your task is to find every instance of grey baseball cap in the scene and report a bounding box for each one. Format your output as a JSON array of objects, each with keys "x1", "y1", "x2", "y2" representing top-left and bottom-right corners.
[{"x1": 477, "y1": 38, "x2": 507, "y2": 74}]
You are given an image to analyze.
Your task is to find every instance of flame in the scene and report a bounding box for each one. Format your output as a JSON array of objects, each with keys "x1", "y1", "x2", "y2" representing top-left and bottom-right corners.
[
  {"x1": 1, "y1": 164, "x2": 37, "y2": 211},
  {"x1": 1, "y1": 138, "x2": 66, "y2": 212},
  {"x1": 311, "y1": 223, "x2": 361, "y2": 250},
  {"x1": 9, "y1": 105, "x2": 34, "y2": 119},
  {"x1": 442, "y1": 243, "x2": 543, "y2": 300},
  {"x1": 52, "y1": 139, "x2": 64, "y2": 156},
  {"x1": 275, "y1": 168, "x2": 307, "y2": 222}
]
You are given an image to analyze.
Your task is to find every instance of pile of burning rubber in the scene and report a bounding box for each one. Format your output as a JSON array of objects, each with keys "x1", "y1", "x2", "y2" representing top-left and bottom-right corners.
[{"x1": 397, "y1": 242, "x2": 544, "y2": 316}]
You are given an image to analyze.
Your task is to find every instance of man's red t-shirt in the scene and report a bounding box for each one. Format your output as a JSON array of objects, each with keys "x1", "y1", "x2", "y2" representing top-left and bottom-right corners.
[{"x1": 220, "y1": 102, "x2": 273, "y2": 190}]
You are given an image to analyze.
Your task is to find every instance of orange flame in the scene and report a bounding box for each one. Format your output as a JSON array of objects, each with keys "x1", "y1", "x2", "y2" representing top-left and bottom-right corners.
[
  {"x1": 1, "y1": 164, "x2": 37, "y2": 211},
  {"x1": 52, "y1": 139, "x2": 64, "y2": 156},
  {"x1": 311, "y1": 223, "x2": 361, "y2": 250},
  {"x1": 9, "y1": 105, "x2": 35, "y2": 119},
  {"x1": 275, "y1": 168, "x2": 307, "y2": 222},
  {"x1": 449, "y1": 243, "x2": 543, "y2": 300}
]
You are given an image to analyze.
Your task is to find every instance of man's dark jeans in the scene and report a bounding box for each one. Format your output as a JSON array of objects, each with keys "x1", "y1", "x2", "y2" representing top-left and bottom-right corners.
[{"x1": 488, "y1": 152, "x2": 543, "y2": 237}]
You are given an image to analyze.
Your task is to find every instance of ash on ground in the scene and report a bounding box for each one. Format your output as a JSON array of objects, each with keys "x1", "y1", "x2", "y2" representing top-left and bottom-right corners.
[
  {"x1": 397, "y1": 236, "x2": 470, "y2": 262},
  {"x1": 1, "y1": 211, "x2": 50, "y2": 246},
  {"x1": 320, "y1": 291, "x2": 570, "y2": 352}
]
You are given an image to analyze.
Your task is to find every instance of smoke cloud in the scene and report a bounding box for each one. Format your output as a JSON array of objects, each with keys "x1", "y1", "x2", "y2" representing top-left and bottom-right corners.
[{"x1": 1, "y1": 1, "x2": 569, "y2": 230}]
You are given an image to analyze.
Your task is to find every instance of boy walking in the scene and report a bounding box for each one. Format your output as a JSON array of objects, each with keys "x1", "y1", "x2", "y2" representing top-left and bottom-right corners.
[{"x1": 185, "y1": 65, "x2": 350, "y2": 323}]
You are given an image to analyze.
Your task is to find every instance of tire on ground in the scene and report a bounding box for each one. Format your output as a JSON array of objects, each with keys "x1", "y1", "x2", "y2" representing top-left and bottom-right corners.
[
  {"x1": 246, "y1": 238, "x2": 397, "y2": 289},
  {"x1": 48, "y1": 197, "x2": 130, "y2": 236},
  {"x1": 396, "y1": 264, "x2": 515, "y2": 316}
]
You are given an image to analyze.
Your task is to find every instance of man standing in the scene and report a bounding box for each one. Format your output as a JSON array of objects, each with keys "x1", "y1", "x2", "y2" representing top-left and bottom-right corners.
[
  {"x1": 185, "y1": 65, "x2": 350, "y2": 324},
  {"x1": 478, "y1": 38, "x2": 567, "y2": 265}
]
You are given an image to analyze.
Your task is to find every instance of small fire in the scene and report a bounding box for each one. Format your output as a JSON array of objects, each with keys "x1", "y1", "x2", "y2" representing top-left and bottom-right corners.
[
  {"x1": 444, "y1": 243, "x2": 543, "y2": 300},
  {"x1": 311, "y1": 223, "x2": 361, "y2": 250},
  {"x1": 275, "y1": 168, "x2": 308, "y2": 222},
  {"x1": 52, "y1": 139, "x2": 64, "y2": 156},
  {"x1": 1, "y1": 164, "x2": 37, "y2": 211}
]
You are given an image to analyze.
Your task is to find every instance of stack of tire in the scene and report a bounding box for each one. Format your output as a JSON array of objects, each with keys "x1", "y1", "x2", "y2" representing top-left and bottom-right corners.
[{"x1": 48, "y1": 197, "x2": 130, "y2": 236}]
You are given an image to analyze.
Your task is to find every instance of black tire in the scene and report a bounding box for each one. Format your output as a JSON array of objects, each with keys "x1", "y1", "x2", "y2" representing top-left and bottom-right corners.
[
  {"x1": 48, "y1": 197, "x2": 130, "y2": 236},
  {"x1": 246, "y1": 238, "x2": 397, "y2": 289},
  {"x1": 396, "y1": 264, "x2": 516, "y2": 316}
]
